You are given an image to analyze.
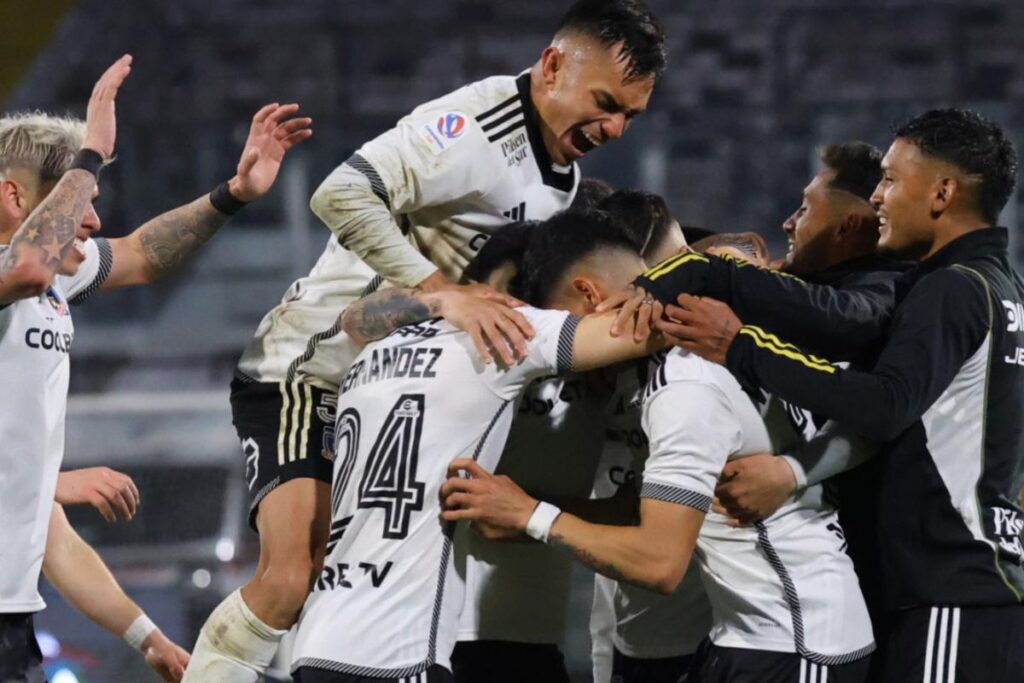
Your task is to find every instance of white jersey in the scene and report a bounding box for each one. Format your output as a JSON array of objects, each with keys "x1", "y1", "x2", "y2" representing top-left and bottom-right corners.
[
  {"x1": 639, "y1": 349, "x2": 875, "y2": 663},
  {"x1": 590, "y1": 364, "x2": 712, "y2": 674},
  {"x1": 0, "y1": 238, "x2": 112, "y2": 612},
  {"x1": 457, "y1": 373, "x2": 606, "y2": 645},
  {"x1": 237, "y1": 71, "x2": 579, "y2": 390},
  {"x1": 291, "y1": 307, "x2": 579, "y2": 677}
]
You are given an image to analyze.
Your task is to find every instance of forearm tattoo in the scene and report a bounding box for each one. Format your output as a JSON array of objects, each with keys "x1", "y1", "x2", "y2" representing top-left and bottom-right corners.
[
  {"x1": 137, "y1": 195, "x2": 230, "y2": 276},
  {"x1": 342, "y1": 288, "x2": 440, "y2": 341},
  {"x1": 0, "y1": 170, "x2": 95, "y2": 279},
  {"x1": 547, "y1": 528, "x2": 666, "y2": 593}
]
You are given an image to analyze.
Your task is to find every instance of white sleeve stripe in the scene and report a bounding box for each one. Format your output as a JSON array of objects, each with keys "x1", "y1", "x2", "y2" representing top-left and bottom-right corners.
[
  {"x1": 556, "y1": 314, "x2": 581, "y2": 374},
  {"x1": 640, "y1": 482, "x2": 711, "y2": 512},
  {"x1": 343, "y1": 153, "x2": 391, "y2": 211},
  {"x1": 69, "y1": 237, "x2": 113, "y2": 306}
]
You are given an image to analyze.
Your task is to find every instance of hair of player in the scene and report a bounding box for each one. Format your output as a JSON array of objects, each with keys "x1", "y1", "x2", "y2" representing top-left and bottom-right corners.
[
  {"x1": 571, "y1": 177, "x2": 615, "y2": 210},
  {"x1": 820, "y1": 141, "x2": 883, "y2": 202},
  {"x1": 461, "y1": 221, "x2": 537, "y2": 286},
  {"x1": 893, "y1": 108, "x2": 1018, "y2": 225},
  {"x1": 690, "y1": 231, "x2": 770, "y2": 263},
  {"x1": 519, "y1": 208, "x2": 638, "y2": 308},
  {"x1": 598, "y1": 189, "x2": 675, "y2": 260},
  {"x1": 680, "y1": 225, "x2": 715, "y2": 245},
  {"x1": 554, "y1": 0, "x2": 667, "y2": 83},
  {"x1": 0, "y1": 112, "x2": 89, "y2": 182}
]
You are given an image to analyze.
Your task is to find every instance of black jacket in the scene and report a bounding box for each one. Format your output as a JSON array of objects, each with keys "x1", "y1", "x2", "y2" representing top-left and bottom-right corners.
[
  {"x1": 719, "y1": 228, "x2": 1024, "y2": 609},
  {"x1": 636, "y1": 251, "x2": 904, "y2": 360}
]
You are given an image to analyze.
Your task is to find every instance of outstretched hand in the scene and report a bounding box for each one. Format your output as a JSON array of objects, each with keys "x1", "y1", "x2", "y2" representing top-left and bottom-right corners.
[
  {"x1": 228, "y1": 103, "x2": 313, "y2": 202},
  {"x1": 82, "y1": 54, "x2": 133, "y2": 159},
  {"x1": 141, "y1": 629, "x2": 190, "y2": 682},
  {"x1": 440, "y1": 459, "x2": 537, "y2": 541},
  {"x1": 594, "y1": 284, "x2": 664, "y2": 342},
  {"x1": 656, "y1": 294, "x2": 741, "y2": 365},
  {"x1": 712, "y1": 454, "x2": 797, "y2": 527},
  {"x1": 432, "y1": 284, "x2": 534, "y2": 366},
  {"x1": 55, "y1": 467, "x2": 140, "y2": 523}
]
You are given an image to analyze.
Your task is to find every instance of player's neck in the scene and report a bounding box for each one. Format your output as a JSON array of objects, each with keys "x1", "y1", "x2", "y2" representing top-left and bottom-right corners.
[
  {"x1": 528, "y1": 64, "x2": 567, "y2": 166},
  {"x1": 0, "y1": 217, "x2": 19, "y2": 245}
]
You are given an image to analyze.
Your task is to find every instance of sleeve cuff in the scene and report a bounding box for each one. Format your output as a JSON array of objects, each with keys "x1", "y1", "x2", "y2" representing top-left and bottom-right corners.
[
  {"x1": 556, "y1": 314, "x2": 581, "y2": 374},
  {"x1": 69, "y1": 237, "x2": 113, "y2": 306},
  {"x1": 640, "y1": 481, "x2": 711, "y2": 513},
  {"x1": 779, "y1": 455, "x2": 808, "y2": 490}
]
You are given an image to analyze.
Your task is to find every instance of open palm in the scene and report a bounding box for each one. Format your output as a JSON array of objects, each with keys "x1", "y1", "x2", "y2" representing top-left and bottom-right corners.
[{"x1": 231, "y1": 103, "x2": 313, "y2": 202}]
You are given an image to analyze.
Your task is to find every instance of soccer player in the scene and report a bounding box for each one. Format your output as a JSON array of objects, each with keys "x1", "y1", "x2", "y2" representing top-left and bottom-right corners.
[
  {"x1": 289, "y1": 210, "x2": 663, "y2": 682},
  {"x1": 441, "y1": 220, "x2": 876, "y2": 682},
  {"x1": 197, "y1": 2, "x2": 667, "y2": 679},
  {"x1": 659, "y1": 109, "x2": 1024, "y2": 682},
  {"x1": 0, "y1": 56, "x2": 311, "y2": 677},
  {"x1": 590, "y1": 190, "x2": 713, "y2": 683}
]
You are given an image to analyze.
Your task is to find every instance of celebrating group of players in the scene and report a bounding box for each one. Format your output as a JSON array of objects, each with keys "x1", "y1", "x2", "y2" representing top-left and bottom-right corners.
[{"x1": 2, "y1": 1, "x2": 1023, "y2": 682}]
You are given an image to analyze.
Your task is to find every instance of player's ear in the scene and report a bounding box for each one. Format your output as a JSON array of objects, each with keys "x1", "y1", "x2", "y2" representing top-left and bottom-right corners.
[
  {"x1": 930, "y1": 176, "x2": 957, "y2": 218},
  {"x1": 0, "y1": 178, "x2": 30, "y2": 221},
  {"x1": 540, "y1": 46, "x2": 563, "y2": 86},
  {"x1": 572, "y1": 276, "x2": 601, "y2": 311}
]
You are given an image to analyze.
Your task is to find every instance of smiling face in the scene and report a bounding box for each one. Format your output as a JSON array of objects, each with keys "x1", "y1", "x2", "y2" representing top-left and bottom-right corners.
[
  {"x1": 782, "y1": 171, "x2": 843, "y2": 274},
  {"x1": 870, "y1": 139, "x2": 944, "y2": 260},
  {"x1": 535, "y1": 36, "x2": 655, "y2": 166}
]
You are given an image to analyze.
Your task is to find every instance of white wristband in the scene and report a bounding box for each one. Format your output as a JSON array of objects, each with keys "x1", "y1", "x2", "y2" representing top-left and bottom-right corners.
[
  {"x1": 525, "y1": 501, "x2": 562, "y2": 544},
  {"x1": 123, "y1": 613, "x2": 157, "y2": 651}
]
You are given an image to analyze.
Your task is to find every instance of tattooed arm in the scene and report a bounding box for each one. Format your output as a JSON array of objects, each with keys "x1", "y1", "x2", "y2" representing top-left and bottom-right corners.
[
  {"x1": 0, "y1": 56, "x2": 132, "y2": 303},
  {"x1": 100, "y1": 102, "x2": 312, "y2": 288},
  {"x1": 441, "y1": 459, "x2": 702, "y2": 594},
  {"x1": 0, "y1": 170, "x2": 98, "y2": 304},
  {"x1": 341, "y1": 285, "x2": 534, "y2": 365}
]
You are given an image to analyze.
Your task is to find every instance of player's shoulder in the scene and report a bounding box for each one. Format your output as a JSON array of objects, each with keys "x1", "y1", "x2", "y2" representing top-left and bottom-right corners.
[
  {"x1": 643, "y1": 348, "x2": 738, "y2": 400},
  {"x1": 409, "y1": 74, "x2": 519, "y2": 120},
  {"x1": 399, "y1": 74, "x2": 526, "y2": 158}
]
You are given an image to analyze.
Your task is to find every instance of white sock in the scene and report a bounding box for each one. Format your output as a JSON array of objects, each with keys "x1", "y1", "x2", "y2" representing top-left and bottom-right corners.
[{"x1": 181, "y1": 589, "x2": 287, "y2": 683}]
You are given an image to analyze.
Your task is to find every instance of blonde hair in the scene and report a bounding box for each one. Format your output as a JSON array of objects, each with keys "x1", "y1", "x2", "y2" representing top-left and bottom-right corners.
[{"x1": 0, "y1": 112, "x2": 86, "y2": 181}]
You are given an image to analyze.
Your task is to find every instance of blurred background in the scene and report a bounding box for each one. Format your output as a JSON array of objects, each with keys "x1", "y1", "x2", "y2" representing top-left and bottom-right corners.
[{"x1": 3, "y1": 0, "x2": 1023, "y2": 680}]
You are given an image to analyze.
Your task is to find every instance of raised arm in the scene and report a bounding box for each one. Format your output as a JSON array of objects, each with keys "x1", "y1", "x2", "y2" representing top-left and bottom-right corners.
[
  {"x1": 43, "y1": 504, "x2": 190, "y2": 681},
  {"x1": 100, "y1": 103, "x2": 312, "y2": 289},
  {"x1": 0, "y1": 56, "x2": 130, "y2": 304},
  {"x1": 605, "y1": 251, "x2": 899, "y2": 360}
]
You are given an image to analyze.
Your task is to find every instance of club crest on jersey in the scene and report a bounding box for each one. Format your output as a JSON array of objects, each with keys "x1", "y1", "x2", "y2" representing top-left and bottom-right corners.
[
  {"x1": 421, "y1": 111, "x2": 468, "y2": 155},
  {"x1": 44, "y1": 287, "x2": 68, "y2": 317},
  {"x1": 437, "y1": 112, "x2": 466, "y2": 140}
]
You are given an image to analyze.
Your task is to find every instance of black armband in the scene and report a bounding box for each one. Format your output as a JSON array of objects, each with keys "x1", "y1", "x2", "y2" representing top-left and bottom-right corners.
[
  {"x1": 209, "y1": 181, "x2": 248, "y2": 216},
  {"x1": 69, "y1": 148, "x2": 104, "y2": 179}
]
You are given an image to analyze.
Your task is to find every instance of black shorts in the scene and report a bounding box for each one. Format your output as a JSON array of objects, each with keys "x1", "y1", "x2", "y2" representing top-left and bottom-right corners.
[
  {"x1": 230, "y1": 377, "x2": 337, "y2": 530},
  {"x1": 0, "y1": 613, "x2": 45, "y2": 683},
  {"x1": 451, "y1": 641, "x2": 569, "y2": 683},
  {"x1": 688, "y1": 640, "x2": 870, "y2": 683},
  {"x1": 879, "y1": 604, "x2": 1024, "y2": 683},
  {"x1": 612, "y1": 647, "x2": 693, "y2": 683},
  {"x1": 293, "y1": 665, "x2": 453, "y2": 683}
]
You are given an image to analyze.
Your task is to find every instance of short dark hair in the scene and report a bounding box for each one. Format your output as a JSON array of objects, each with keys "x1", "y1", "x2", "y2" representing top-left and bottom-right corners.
[
  {"x1": 599, "y1": 189, "x2": 676, "y2": 260},
  {"x1": 555, "y1": 0, "x2": 667, "y2": 83},
  {"x1": 821, "y1": 141, "x2": 883, "y2": 202},
  {"x1": 571, "y1": 177, "x2": 615, "y2": 210},
  {"x1": 461, "y1": 221, "x2": 536, "y2": 285},
  {"x1": 519, "y1": 209, "x2": 638, "y2": 307},
  {"x1": 894, "y1": 108, "x2": 1018, "y2": 224}
]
